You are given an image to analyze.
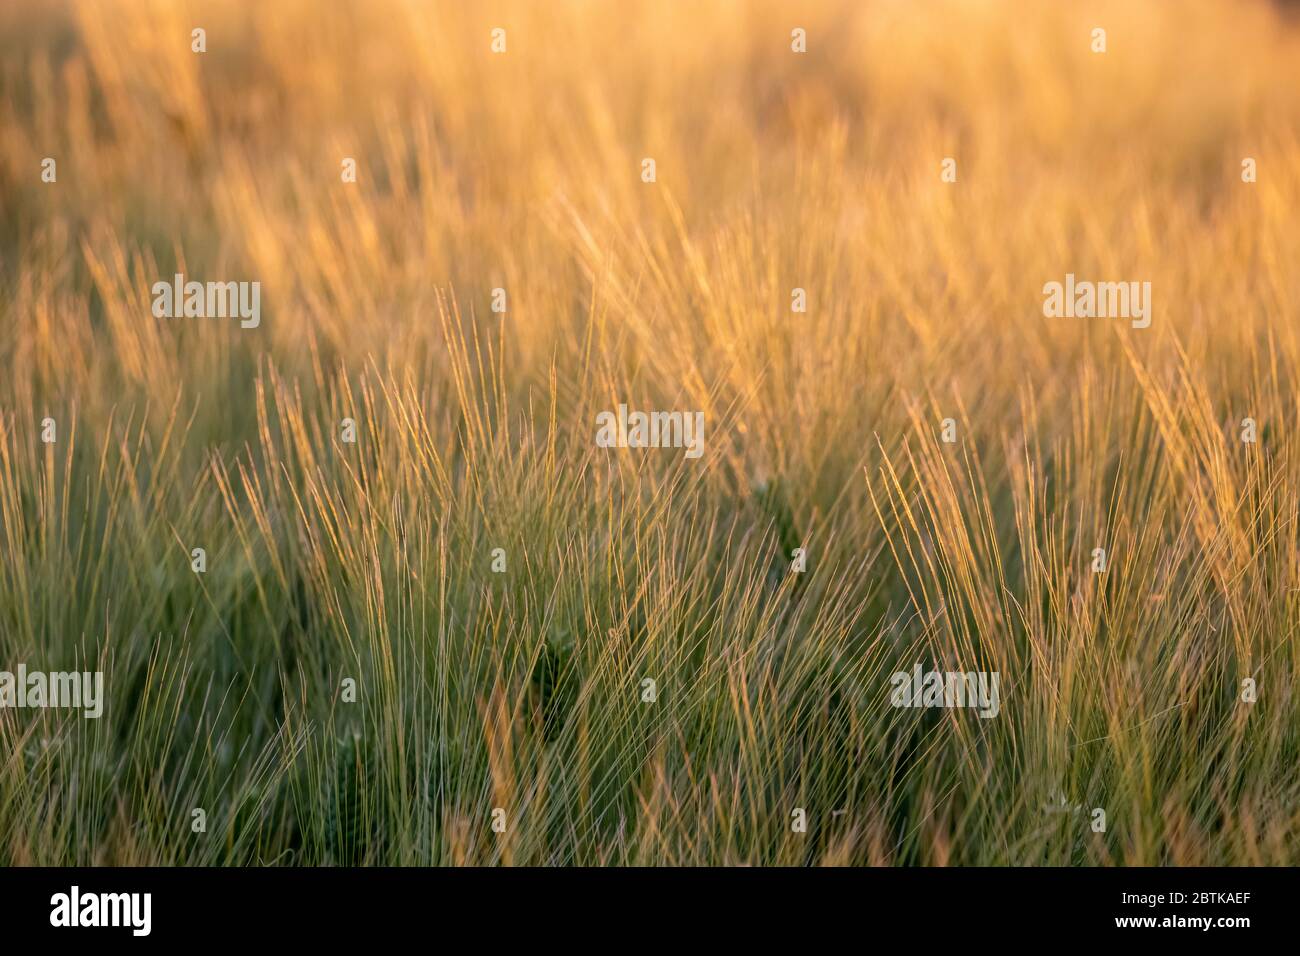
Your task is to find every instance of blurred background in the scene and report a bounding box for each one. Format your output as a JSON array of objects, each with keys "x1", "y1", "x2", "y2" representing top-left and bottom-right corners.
[{"x1": 1, "y1": 0, "x2": 1299, "y2": 866}]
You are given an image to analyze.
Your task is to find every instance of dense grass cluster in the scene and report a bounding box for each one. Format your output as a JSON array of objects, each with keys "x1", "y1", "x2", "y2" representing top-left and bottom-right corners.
[{"x1": 1, "y1": 0, "x2": 1299, "y2": 865}]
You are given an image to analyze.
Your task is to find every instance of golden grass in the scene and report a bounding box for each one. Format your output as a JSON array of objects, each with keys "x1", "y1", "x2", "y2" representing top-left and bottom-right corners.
[{"x1": 0, "y1": 0, "x2": 1299, "y2": 865}]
